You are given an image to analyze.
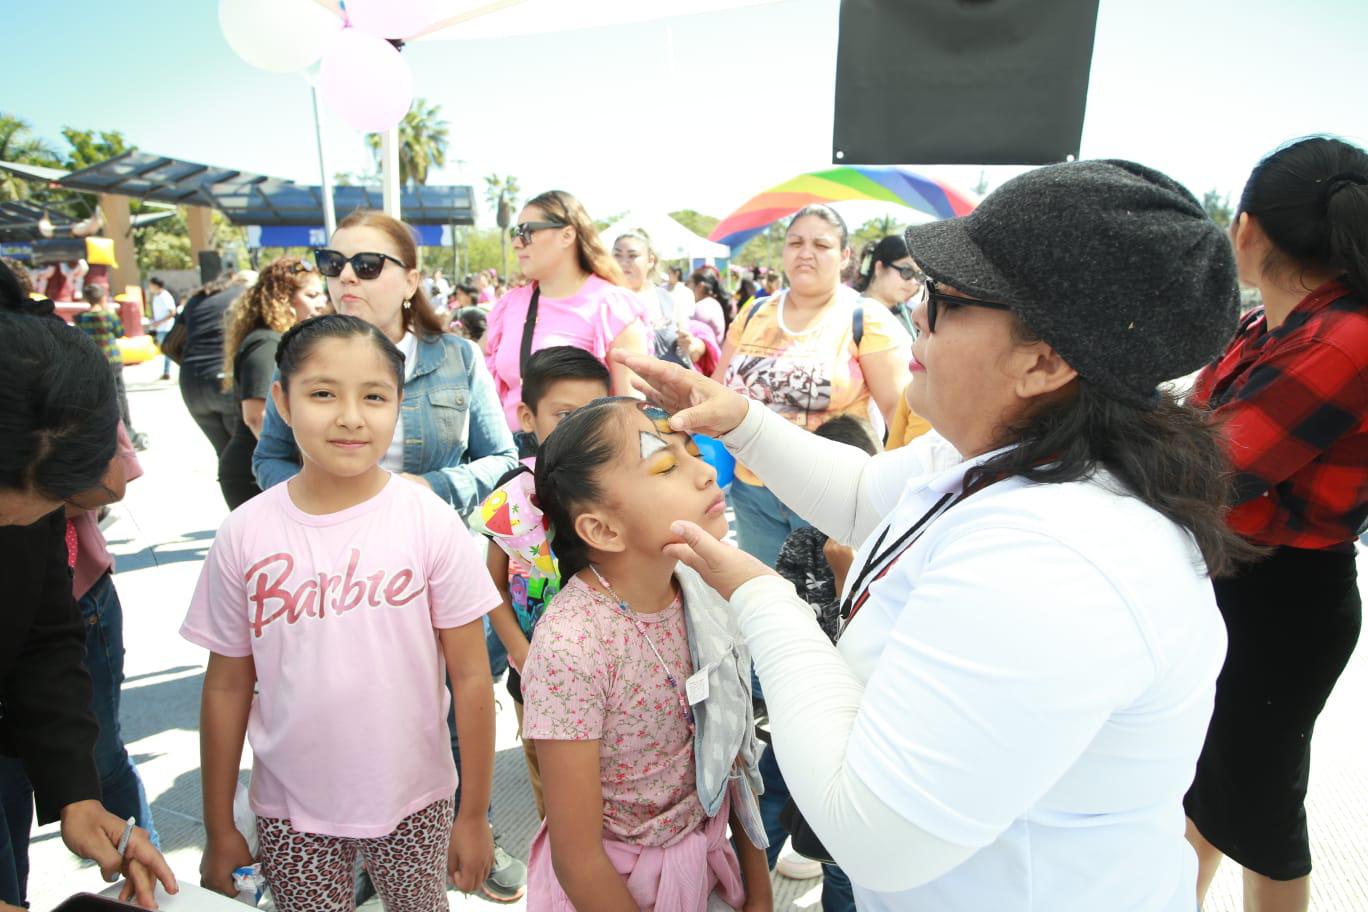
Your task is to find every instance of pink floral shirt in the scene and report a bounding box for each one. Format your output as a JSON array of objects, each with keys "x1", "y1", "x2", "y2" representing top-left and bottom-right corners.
[{"x1": 521, "y1": 574, "x2": 705, "y2": 848}]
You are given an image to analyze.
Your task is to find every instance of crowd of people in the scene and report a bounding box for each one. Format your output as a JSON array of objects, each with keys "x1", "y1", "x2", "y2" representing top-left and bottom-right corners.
[{"x1": 1, "y1": 135, "x2": 1366, "y2": 912}]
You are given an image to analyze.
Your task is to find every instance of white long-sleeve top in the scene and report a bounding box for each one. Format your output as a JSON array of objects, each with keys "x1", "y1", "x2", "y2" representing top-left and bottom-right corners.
[{"x1": 721, "y1": 400, "x2": 1227, "y2": 911}]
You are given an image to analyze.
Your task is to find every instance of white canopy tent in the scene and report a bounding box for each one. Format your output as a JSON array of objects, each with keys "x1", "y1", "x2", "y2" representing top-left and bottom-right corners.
[{"x1": 598, "y1": 210, "x2": 730, "y2": 263}]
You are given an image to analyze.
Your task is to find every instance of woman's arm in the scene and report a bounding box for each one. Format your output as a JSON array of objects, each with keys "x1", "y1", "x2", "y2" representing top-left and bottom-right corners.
[
  {"x1": 199, "y1": 653, "x2": 257, "y2": 896},
  {"x1": 724, "y1": 399, "x2": 958, "y2": 545},
  {"x1": 241, "y1": 398, "x2": 266, "y2": 439},
  {"x1": 251, "y1": 385, "x2": 301, "y2": 489},
  {"x1": 537, "y1": 739, "x2": 638, "y2": 911},
  {"x1": 859, "y1": 347, "x2": 911, "y2": 425},
  {"x1": 607, "y1": 321, "x2": 650, "y2": 399},
  {"x1": 421, "y1": 343, "x2": 518, "y2": 516},
  {"x1": 726, "y1": 527, "x2": 1154, "y2": 892},
  {"x1": 441, "y1": 620, "x2": 496, "y2": 892}
]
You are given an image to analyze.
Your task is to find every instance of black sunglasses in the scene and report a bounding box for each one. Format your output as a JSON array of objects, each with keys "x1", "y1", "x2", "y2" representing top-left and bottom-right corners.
[
  {"x1": 509, "y1": 220, "x2": 567, "y2": 243},
  {"x1": 923, "y1": 275, "x2": 1013, "y2": 333},
  {"x1": 885, "y1": 263, "x2": 921, "y2": 281},
  {"x1": 314, "y1": 249, "x2": 407, "y2": 280}
]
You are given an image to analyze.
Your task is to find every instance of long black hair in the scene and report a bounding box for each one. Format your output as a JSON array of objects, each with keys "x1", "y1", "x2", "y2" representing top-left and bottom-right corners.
[
  {"x1": 534, "y1": 397, "x2": 634, "y2": 579},
  {"x1": 1239, "y1": 135, "x2": 1368, "y2": 298},
  {"x1": 0, "y1": 308, "x2": 118, "y2": 500},
  {"x1": 854, "y1": 234, "x2": 910, "y2": 293},
  {"x1": 688, "y1": 269, "x2": 734, "y2": 325},
  {"x1": 963, "y1": 355, "x2": 1261, "y2": 578}
]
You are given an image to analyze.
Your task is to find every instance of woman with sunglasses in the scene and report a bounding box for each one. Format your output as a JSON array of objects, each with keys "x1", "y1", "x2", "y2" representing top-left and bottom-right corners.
[
  {"x1": 217, "y1": 256, "x2": 328, "y2": 510},
  {"x1": 618, "y1": 161, "x2": 1255, "y2": 911},
  {"x1": 715, "y1": 205, "x2": 911, "y2": 570},
  {"x1": 253, "y1": 210, "x2": 517, "y2": 518},
  {"x1": 483, "y1": 190, "x2": 649, "y2": 431},
  {"x1": 854, "y1": 235, "x2": 922, "y2": 339}
]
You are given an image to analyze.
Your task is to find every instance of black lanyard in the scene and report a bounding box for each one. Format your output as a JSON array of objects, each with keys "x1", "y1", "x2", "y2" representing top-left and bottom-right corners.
[
  {"x1": 519, "y1": 286, "x2": 542, "y2": 376},
  {"x1": 838, "y1": 491, "x2": 959, "y2": 636}
]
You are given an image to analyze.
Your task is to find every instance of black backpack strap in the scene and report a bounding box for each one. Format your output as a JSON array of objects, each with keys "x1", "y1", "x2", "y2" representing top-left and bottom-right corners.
[
  {"x1": 742, "y1": 297, "x2": 768, "y2": 331},
  {"x1": 852, "y1": 303, "x2": 864, "y2": 348},
  {"x1": 519, "y1": 286, "x2": 541, "y2": 376}
]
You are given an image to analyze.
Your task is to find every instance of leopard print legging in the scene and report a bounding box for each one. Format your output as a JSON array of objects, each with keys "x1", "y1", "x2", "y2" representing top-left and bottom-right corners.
[{"x1": 257, "y1": 798, "x2": 453, "y2": 912}]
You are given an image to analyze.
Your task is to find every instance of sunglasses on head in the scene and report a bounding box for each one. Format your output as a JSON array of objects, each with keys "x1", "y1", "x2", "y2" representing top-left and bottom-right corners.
[
  {"x1": 922, "y1": 275, "x2": 1013, "y2": 333},
  {"x1": 509, "y1": 220, "x2": 567, "y2": 243},
  {"x1": 313, "y1": 249, "x2": 407, "y2": 280}
]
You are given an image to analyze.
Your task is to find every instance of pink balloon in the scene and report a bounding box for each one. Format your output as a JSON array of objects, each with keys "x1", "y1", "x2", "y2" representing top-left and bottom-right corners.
[
  {"x1": 345, "y1": 0, "x2": 437, "y2": 39},
  {"x1": 319, "y1": 26, "x2": 414, "y2": 133}
]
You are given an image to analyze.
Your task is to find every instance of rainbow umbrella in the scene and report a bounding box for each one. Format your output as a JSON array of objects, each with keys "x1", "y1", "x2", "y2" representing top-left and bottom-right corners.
[{"x1": 708, "y1": 165, "x2": 977, "y2": 251}]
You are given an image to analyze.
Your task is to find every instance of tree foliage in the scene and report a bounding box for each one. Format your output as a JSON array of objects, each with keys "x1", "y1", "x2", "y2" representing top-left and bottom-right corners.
[
  {"x1": 1202, "y1": 189, "x2": 1233, "y2": 230},
  {"x1": 364, "y1": 98, "x2": 449, "y2": 187},
  {"x1": 0, "y1": 114, "x2": 61, "y2": 201}
]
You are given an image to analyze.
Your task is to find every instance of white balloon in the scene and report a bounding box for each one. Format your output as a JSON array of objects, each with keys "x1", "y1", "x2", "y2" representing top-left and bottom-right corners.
[
  {"x1": 219, "y1": 0, "x2": 341, "y2": 72},
  {"x1": 346, "y1": 0, "x2": 438, "y2": 39},
  {"x1": 319, "y1": 27, "x2": 414, "y2": 133}
]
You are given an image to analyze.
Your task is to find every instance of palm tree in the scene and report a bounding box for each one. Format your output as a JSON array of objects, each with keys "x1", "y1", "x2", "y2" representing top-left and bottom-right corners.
[
  {"x1": 0, "y1": 114, "x2": 61, "y2": 201},
  {"x1": 484, "y1": 173, "x2": 521, "y2": 276},
  {"x1": 365, "y1": 98, "x2": 449, "y2": 187}
]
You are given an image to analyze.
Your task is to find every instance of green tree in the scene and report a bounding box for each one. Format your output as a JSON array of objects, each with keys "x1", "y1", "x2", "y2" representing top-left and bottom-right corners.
[
  {"x1": 59, "y1": 127, "x2": 131, "y2": 171},
  {"x1": 0, "y1": 113, "x2": 61, "y2": 201},
  {"x1": 1203, "y1": 189, "x2": 1233, "y2": 230},
  {"x1": 669, "y1": 209, "x2": 720, "y2": 240},
  {"x1": 484, "y1": 173, "x2": 521, "y2": 275},
  {"x1": 365, "y1": 98, "x2": 449, "y2": 187}
]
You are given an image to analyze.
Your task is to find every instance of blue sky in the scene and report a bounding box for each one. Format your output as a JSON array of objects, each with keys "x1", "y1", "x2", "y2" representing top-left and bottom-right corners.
[{"x1": 6, "y1": 0, "x2": 1366, "y2": 229}]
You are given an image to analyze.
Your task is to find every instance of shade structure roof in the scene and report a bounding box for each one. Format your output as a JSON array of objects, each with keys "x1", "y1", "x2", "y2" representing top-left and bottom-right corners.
[
  {"x1": 55, "y1": 150, "x2": 474, "y2": 226},
  {"x1": 0, "y1": 201, "x2": 78, "y2": 241}
]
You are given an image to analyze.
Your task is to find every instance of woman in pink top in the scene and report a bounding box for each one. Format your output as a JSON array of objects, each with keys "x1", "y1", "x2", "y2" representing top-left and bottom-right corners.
[
  {"x1": 484, "y1": 190, "x2": 649, "y2": 430},
  {"x1": 185, "y1": 315, "x2": 502, "y2": 909}
]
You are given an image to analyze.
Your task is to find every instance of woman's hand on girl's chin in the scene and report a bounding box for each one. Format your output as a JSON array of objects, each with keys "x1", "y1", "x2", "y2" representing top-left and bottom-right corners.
[
  {"x1": 611, "y1": 351, "x2": 748, "y2": 437},
  {"x1": 663, "y1": 521, "x2": 778, "y2": 600}
]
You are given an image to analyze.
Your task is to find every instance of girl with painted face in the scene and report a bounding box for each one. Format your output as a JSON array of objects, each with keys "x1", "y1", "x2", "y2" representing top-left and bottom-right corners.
[
  {"x1": 189, "y1": 315, "x2": 503, "y2": 907},
  {"x1": 520, "y1": 398, "x2": 771, "y2": 912}
]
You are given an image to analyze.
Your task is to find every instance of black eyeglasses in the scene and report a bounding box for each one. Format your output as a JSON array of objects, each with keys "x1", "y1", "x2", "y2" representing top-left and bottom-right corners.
[
  {"x1": 924, "y1": 276, "x2": 1013, "y2": 333},
  {"x1": 509, "y1": 220, "x2": 566, "y2": 243},
  {"x1": 313, "y1": 249, "x2": 407, "y2": 280}
]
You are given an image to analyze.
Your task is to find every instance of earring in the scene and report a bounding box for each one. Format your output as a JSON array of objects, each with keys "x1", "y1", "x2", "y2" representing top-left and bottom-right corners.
[{"x1": 404, "y1": 299, "x2": 412, "y2": 310}]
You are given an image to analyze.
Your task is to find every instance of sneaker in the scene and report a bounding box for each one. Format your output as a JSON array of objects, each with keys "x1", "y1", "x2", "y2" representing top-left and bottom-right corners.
[
  {"x1": 481, "y1": 842, "x2": 527, "y2": 903},
  {"x1": 776, "y1": 851, "x2": 823, "y2": 880}
]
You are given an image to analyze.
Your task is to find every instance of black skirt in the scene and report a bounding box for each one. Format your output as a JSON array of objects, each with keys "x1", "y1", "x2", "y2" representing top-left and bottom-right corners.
[{"x1": 1185, "y1": 546, "x2": 1362, "y2": 880}]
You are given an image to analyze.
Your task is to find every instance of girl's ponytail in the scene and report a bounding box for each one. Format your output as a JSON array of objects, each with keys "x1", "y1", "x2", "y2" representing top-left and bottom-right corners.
[{"x1": 533, "y1": 398, "x2": 633, "y2": 580}]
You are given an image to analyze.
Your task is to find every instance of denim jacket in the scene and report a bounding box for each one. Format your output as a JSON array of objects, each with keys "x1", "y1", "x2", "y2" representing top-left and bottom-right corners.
[{"x1": 252, "y1": 332, "x2": 517, "y2": 517}]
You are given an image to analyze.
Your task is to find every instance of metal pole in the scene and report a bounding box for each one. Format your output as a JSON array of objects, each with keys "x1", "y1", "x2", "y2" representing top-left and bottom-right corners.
[
  {"x1": 382, "y1": 126, "x2": 401, "y2": 218},
  {"x1": 310, "y1": 84, "x2": 337, "y2": 237}
]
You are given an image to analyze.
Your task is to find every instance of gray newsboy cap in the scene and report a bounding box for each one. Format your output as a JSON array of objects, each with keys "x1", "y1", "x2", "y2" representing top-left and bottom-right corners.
[{"x1": 904, "y1": 159, "x2": 1240, "y2": 406}]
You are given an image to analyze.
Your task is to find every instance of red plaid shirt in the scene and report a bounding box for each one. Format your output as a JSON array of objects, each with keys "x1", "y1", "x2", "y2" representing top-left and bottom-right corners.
[{"x1": 1191, "y1": 280, "x2": 1368, "y2": 551}]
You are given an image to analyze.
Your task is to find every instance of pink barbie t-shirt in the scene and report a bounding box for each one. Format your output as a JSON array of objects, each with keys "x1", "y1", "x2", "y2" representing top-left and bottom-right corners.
[
  {"x1": 181, "y1": 473, "x2": 501, "y2": 838},
  {"x1": 484, "y1": 275, "x2": 644, "y2": 429}
]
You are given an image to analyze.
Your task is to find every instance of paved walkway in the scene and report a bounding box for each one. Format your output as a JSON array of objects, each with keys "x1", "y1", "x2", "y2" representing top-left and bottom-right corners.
[{"x1": 21, "y1": 358, "x2": 1368, "y2": 910}]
